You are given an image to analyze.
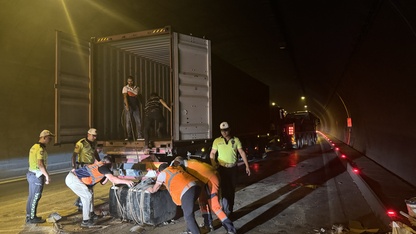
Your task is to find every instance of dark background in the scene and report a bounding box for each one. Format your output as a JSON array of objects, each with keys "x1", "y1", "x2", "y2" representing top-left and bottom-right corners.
[{"x1": 1, "y1": 0, "x2": 416, "y2": 186}]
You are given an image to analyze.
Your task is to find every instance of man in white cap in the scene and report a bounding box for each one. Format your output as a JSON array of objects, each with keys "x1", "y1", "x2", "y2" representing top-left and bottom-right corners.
[
  {"x1": 26, "y1": 130, "x2": 54, "y2": 223},
  {"x1": 71, "y1": 128, "x2": 101, "y2": 211},
  {"x1": 210, "y1": 122, "x2": 251, "y2": 217}
]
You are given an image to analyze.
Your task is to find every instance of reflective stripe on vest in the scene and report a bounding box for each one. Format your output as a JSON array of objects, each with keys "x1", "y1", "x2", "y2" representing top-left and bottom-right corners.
[
  {"x1": 163, "y1": 166, "x2": 197, "y2": 205},
  {"x1": 80, "y1": 162, "x2": 105, "y2": 185}
]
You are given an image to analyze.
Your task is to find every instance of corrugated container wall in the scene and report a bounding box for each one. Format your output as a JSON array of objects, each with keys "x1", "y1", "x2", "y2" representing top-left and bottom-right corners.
[{"x1": 92, "y1": 42, "x2": 171, "y2": 141}]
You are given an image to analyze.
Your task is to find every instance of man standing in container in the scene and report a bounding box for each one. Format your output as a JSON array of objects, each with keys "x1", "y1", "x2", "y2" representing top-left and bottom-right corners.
[
  {"x1": 210, "y1": 122, "x2": 251, "y2": 216},
  {"x1": 122, "y1": 75, "x2": 143, "y2": 141},
  {"x1": 143, "y1": 92, "x2": 171, "y2": 148},
  {"x1": 26, "y1": 130, "x2": 54, "y2": 224},
  {"x1": 71, "y1": 128, "x2": 101, "y2": 211}
]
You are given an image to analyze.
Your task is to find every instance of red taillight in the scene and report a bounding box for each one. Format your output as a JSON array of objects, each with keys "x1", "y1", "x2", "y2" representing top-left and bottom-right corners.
[
  {"x1": 387, "y1": 210, "x2": 396, "y2": 217},
  {"x1": 341, "y1": 154, "x2": 347, "y2": 159},
  {"x1": 352, "y1": 168, "x2": 359, "y2": 174}
]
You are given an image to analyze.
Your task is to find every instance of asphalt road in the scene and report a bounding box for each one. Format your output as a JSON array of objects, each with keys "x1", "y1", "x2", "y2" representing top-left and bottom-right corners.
[{"x1": 0, "y1": 136, "x2": 388, "y2": 234}]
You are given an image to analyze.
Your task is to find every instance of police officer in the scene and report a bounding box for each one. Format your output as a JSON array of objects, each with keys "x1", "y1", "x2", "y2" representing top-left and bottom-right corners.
[
  {"x1": 26, "y1": 130, "x2": 54, "y2": 223},
  {"x1": 210, "y1": 122, "x2": 251, "y2": 216},
  {"x1": 71, "y1": 128, "x2": 101, "y2": 211}
]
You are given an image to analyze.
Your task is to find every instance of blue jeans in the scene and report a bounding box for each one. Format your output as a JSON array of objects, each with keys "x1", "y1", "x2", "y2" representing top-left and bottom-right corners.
[
  {"x1": 125, "y1": 108, "x2": 142, "y2": 139},
  {"x1": 26, "y1": 171, "x2": 45, "y2": 219}
]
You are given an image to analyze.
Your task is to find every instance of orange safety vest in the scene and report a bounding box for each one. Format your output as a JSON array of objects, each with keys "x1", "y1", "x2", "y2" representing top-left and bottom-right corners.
[
  {"x1": 186, "y1": 159, "x2": 217, "y2": 184},
  {"x1": 76, "y1": 161, "x2": 106, "y2": 186},
  {"x1": 163, "y1": 166, "x2": 198, "y2": 205}
]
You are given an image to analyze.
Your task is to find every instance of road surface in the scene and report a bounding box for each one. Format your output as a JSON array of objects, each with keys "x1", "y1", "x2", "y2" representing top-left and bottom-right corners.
[{"x1": 0, "y1": 136, "x2": 388, "y2": 233}]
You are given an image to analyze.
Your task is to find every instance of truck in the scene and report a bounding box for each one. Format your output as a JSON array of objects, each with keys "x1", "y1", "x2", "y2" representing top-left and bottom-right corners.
[
  {"x1": 282, "y1": 111, "x2": 319, "y2": 149},
  {"x1": 266, "y1": 109, "x2": 320, "y2": 152},
  {"x1": 54, "y1": 26, "x2": 270, "y2": 172}
]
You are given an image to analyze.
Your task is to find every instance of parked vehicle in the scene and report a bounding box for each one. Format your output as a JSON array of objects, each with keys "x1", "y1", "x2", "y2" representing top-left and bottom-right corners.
[
  {"x1": 265, "y1": 109, "x2": 320, "y2": 152},
  {"x1": 283, "y1": 111, "x2": 319, "y2": 149},
  {"x1": 55, "y1": 26, "x2": 270, "y2": 167}
]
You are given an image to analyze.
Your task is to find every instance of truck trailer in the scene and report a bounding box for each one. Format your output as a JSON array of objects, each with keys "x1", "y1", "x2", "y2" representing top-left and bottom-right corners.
[
  {"x1": 55, "y1": 26, "x2": 270, "y2": 167},
  {"x1": 283, "y1": 111, "x2": 319, "y2": 149}
]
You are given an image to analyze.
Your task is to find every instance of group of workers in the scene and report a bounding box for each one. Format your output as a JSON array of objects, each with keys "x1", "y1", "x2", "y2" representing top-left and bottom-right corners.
[
  {"x1": 25, "y1": 128, "x2": 134, "y2": 228},
  {"x1": 25, "y1": 121, "x2": 251, "y2": 233},
  {"x1": 123, "y1": 75, "x2": 171, "y2": 148},
  {"x1": 145, "y1": 121, "x2": 251, "y2": 234}
]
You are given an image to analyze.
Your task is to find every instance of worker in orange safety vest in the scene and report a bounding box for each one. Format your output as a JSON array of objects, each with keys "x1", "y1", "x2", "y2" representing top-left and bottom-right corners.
[
  {"x1": 172, "y1": 156, "x2": 237, "y2": 234},
  {"x1": 147, "y1": 163, "x2": 202, "y2": 234}
]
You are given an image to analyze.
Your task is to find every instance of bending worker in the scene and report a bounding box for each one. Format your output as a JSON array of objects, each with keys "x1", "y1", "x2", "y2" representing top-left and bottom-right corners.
[
  {"x1": 147, "y1": 163, "x2": 201, "y2": 234},
  {"x1": 65, "y1": 155, "x2": 134, "y2": 228},
  {"x1": 172, "y1": 156, "x2": 237, "y2": 234}
]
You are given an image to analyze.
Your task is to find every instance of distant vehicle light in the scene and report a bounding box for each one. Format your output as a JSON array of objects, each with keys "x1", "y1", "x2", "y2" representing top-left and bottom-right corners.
[{"x1": 387, "y1": 210, "x2": 396, "y2": 217}]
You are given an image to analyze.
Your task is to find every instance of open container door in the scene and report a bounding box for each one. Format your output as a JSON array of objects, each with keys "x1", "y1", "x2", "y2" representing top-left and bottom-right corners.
[
  {"x1": 55, "y1": 31, "x2": 91, "y2": 144},
  {"x1": 172, "y1": 32, "x2": 212, "y2": 141}
]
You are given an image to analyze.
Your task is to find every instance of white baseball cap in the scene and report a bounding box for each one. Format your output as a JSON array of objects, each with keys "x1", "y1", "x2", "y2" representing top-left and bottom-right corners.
[
  {"x1": 220, "y1": 122, "x2": 229, "y2": 130},
  {"x1": 88, "y1": 128, "x2": 97, "y2": 135},
  {"x1": 39, "y1": 130, "x2": 55, "y2": 137}
]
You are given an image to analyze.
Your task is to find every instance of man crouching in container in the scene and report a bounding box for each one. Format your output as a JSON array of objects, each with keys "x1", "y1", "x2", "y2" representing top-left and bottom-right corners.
[
  {"x1": 65, "y1": 155, "x2": 135, "y2": 228},
  {"x1": 147, "y1": 163, "x2": 201, "y2": 234}
]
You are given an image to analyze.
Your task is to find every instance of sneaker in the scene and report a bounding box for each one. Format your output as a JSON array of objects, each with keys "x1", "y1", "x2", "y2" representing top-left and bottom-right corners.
[
  {"x1": 90, "y1": 212, "x2": 100, "y2": 221},
  {"x1": 137, "y1": 138, "x2": 144, "y2": 141},
  {"x1": 124, "y1": 138, "x2": 129, "y2": 141},
  {"x1": 27, "y1": 216, "x2": 46, "y2": 224},
  {"x1": 81, "y1": 219, "x2": 95, "y2": 228}
]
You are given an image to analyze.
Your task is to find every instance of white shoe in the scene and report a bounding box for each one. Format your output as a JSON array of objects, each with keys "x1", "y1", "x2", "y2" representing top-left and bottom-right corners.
[{"x1": 137, "y1": 138, "x2": 144, "y2": 141}]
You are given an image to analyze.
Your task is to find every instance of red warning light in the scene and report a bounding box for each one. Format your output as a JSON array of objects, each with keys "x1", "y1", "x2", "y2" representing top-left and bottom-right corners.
[
  {"x1": 335, "y1": 147, "x2": 339, "y2": 151},
  {"x1": 341, "y1": 154, "x2": 347, "y2": 159},
  {"x1": 387, "y1": 210, "x2": 396, "y2": 217},
  {"x1": 352, "y1": 168, "x2": 360, "y2": 174},
  {"x1": 331, "y1": 143, "x2": 335, "y2": 146}
]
